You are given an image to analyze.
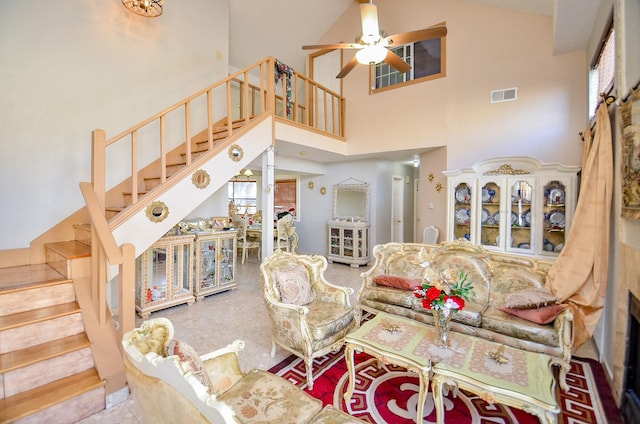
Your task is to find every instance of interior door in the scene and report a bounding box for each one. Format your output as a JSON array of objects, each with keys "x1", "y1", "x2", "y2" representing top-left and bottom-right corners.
[{"x1": 391, "y1": 176, "x2": 404, "y2": 242}]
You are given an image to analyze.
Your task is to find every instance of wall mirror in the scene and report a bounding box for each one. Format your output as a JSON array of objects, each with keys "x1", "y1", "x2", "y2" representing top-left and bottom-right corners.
[{"x1": 333, "y1": 182, "x2": 369, "y2": 221}]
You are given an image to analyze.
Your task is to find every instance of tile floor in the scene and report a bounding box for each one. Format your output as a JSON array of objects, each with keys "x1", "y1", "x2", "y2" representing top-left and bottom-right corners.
[
  {"x1": 76, "y1": 256, "x2": 599, "y2": 423},
  {"x1": 77, "y1": 256, "x2": 364, "y2": 423}
]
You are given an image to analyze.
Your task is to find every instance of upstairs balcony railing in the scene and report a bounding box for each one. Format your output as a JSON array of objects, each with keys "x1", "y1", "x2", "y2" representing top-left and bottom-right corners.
[
  {"x1": 91, "y1": 56, "x2": 345, "y2": 227},
  {"x1": 81, "y1": 57, "x2": 346, "y2": 366}
]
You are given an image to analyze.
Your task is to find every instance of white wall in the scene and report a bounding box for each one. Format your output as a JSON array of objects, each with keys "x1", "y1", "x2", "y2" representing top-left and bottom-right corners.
[
  {"x1": 294, "y1": 159, "x2": 414, "y2": 257},
  {"x1": 0, "y1": 0, "x2": 229, "y2": 249}
]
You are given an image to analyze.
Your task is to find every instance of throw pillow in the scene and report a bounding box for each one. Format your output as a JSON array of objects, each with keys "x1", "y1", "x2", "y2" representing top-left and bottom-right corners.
[
  {"x1": 275, "y1": 263, "x2": 314, "y2": 305},
  {"x1": 503, "y1": 287, "x2": 559, "y2": 309},
  {"x1": 498, "y1": 304, "x2": 567, "y2": 325},
  {"x1": 166, "y1": 339, "x2": 215, "y2": 393},
  {"x1": 373, "y1": 274, "x2": 421, "y2": 290},
  {"x1": 202, "y1": 352, "x2": 244, "y2": 395}
]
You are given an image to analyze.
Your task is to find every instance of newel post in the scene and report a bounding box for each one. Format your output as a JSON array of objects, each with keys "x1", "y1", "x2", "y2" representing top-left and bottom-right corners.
[
  {"x1": 91, "y1": 129, "x2": 107, "y2": 210},
  {"x1": 119, "y1": 243, "x2": 136, "y2": 344}
]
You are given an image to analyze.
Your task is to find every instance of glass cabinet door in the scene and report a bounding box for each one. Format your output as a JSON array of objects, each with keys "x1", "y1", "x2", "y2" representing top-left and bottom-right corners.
[
  {"x1": 508, "y1": 179, "x2": 534, "y2": 252},
  {"x1": 219, "y1": 236, "x2": 235, "y2": 286},
  {"x1": 479, "y1": 180, "x2": 501, "y2": 248},
  {"x1": 151, "y1": 247, "x2": 167, "y2": 302},
  {"x1": 330, "y1": 227, "x2": 340, "y2": 255},
  {"x1": 172, "y1": 243, "x2": 192, "y2": 296},
  {"x1": 199, "y1": 239, "x2": 217, "y2": 290},
  {"x1": 542, "y1": 179, "x2": 568, "y2": 254},
  {"x1": 343, "y1": 229, "x2": 354, "y2": 258},
  {"x1": 453, "y1": 182, "x2": 472, "y2": 241}
]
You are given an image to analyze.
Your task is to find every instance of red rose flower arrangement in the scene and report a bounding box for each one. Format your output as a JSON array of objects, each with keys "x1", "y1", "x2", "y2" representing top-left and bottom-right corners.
[{"x1": 413, "y1": 268, "x2": 473, "y2": 317}]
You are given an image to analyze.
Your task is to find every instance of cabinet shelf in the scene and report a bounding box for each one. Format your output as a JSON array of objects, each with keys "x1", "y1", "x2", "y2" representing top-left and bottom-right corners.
[
  {"x1": 327, "y1": 220, "x2": 370, "y2": 267},
  {"x1": 445, "y1": 157, "x2": 579, "y2": 258}
]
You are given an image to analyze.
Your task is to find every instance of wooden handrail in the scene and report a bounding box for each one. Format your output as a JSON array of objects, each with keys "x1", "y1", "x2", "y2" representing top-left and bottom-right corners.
[
  {"x1": 79, "y1": 182, "x2": 135, "y2": 340},
  {"x1": 82, "y1": 56, "x2": 346, "y2": 393}
]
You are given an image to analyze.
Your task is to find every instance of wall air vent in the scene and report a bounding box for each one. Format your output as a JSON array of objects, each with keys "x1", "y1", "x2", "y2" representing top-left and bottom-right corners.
[{"x1": 490, "y1": 87, "x2": 518, "y2": 103}]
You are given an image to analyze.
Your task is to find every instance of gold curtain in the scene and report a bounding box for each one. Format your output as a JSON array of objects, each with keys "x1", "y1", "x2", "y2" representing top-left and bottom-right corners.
[{"x1": 545, "y1": 102, "x2": 614, "y2": 349}]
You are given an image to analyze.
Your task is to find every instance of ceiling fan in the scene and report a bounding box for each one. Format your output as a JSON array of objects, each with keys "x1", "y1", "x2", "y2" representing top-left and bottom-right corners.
[{"x1": 302, "y1": 0, "x2": 447, "y2": 79}]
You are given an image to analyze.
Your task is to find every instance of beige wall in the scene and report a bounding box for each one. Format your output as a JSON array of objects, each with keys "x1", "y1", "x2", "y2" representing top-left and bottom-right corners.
[
  {"x1": 417, "y1": 148, "x2": 448, "y2": 242},
  {"x1": 323, "y1": 0, "x2": 586, "y2": 172}
]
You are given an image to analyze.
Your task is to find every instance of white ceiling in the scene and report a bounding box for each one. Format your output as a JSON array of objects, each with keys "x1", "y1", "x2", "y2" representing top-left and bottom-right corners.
[{"x1": 230, "y1": 0, "x2": 602, "y2": 167}]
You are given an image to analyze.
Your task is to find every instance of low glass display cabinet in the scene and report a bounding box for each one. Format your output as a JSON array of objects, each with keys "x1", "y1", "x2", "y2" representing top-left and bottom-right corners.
[
  {"x1": 193, "y1": 230, "x2": 238, "y2": 301},
  {"x1": 135, "y1": 234, "x2": 195, "y2": 318}
]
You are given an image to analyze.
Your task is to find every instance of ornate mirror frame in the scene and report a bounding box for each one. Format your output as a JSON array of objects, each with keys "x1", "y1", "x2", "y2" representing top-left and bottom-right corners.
[
  {"x1": 146, "y1": 201, "x2": 169, "y2": 223},
  {"x1": 332, "y1": 182, "x2": 369, "y2": 221}
]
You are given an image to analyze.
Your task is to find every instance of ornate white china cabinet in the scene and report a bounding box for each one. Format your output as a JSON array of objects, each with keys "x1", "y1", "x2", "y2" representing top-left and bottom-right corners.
[
  {"x1": 193, "y1": 230, "x2": 238, "y2": 301},
  {"x1": 327, "y1": 181, "x2": 370, "y2": 267},
  {"x1": 135, "y1": 234, "x2": 195, "y2": 318},
  {"x1": 444, "y1": 157, "x2": 580, "y2": 258}
]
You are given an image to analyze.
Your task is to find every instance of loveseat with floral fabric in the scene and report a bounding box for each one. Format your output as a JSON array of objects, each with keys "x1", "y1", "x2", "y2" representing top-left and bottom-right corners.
[
  {"x1": 358, "y1": 240, "x2": 573, "y2": 390},
  {"x1": 122, "y1": 317, "x2": 364, "y2": 423}
]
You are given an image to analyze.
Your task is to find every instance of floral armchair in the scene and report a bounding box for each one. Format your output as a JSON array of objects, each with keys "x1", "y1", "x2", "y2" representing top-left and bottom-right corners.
[
  {"x1": 260, "y1": 250, "x2": 358, "y2": 389},
  {"x1": 122, "y1": 317, "x2": 364, "y2": 423}
]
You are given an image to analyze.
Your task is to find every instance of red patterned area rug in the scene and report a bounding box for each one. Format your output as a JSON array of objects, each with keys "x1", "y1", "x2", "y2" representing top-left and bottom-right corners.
[{"x1": 269, "y1": 349, "x2": 621, "y2": 423}]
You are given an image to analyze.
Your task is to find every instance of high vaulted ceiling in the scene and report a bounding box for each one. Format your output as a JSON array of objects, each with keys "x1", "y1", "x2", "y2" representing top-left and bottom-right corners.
[
  {"x1": 229, "y1": 0, "x2": 602, "y2": 71},
  {"x1": 230, "y1": 0, "x2": 602, "y2": 168}
]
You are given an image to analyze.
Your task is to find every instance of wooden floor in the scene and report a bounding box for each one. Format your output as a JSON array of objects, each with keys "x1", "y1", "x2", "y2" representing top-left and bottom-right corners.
[{"x1": 0, "y1": 264, "x2": 66, "y2": 291}]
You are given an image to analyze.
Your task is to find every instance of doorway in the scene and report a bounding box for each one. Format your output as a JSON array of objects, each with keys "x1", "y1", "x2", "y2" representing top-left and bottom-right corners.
[{"x1": 391, "y1": 176, "x2": 404, "y2": 242}]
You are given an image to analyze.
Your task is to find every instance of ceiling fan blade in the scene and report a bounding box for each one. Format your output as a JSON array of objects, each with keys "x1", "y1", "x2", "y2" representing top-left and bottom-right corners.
[
  {"x1": 360, "y1": 3, "x2": 380, "y2": 42},
  {"x1": 383, "y1": 50, "x2": 411, "y2": 74},
  {"x1": 386, "y1": 25, "x2": 447, "y2": 47},
  {"x1": 302, "y1": 42, "x2": 362, "y2": 50},
  {"x1": 336, "y1": 56, "x2": 359, "y2": 79}
]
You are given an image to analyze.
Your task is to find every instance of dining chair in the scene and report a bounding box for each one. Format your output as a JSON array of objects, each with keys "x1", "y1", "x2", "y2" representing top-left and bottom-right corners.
[
  {"x1": 232, "y1": 216, "x2": 261, "y2": 264},
  {"x1": 275, "y1": 213, "x2": 298, "y2": 253}
]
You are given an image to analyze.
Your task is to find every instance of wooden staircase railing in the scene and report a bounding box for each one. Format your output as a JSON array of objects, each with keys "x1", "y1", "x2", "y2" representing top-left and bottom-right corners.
[{"x1": 78, "y1": 56, "x2": 346, "y2": 395}]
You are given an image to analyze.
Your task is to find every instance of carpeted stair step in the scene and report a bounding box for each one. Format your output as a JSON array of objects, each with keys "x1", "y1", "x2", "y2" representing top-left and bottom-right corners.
[
  {"x1": 105, "y1": 207, "x2": 122, "y2": 220},
  {"x1": 0, "y1": 278, "x2": 74, "y2": 317},
  {"x1": 0, "y1": 333, "x2": 91, "y2": 374},
  {"x1": 44, "y1": 241, "x2": 91, "y2": 278},
  {"x1": 0, "y1": 302, "x2": 84, "y2": 351},
  {"x1": 0, "y1": 368, "x2": 105, "y2": 424},
  {"x1": 122, "y1": 191, "x2": 148, "y2": 207},
  {"x1": 74, "y1": 224, "x2": 92, "y2": 248}
]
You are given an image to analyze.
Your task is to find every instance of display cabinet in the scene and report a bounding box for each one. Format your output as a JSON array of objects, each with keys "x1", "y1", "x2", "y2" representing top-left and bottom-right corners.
[
  {"x1": 444, "y1": 157, "x2": 579, "y2": 258},
  {"x1": 135, "y1": 234, "x2": 195, "y2": 318},
  {"x1": 193, "y1": 230, "x2": 238, "y2": 301},
  {"x1": 327, "y1": 220, "x2": 370, "y2": 267},
  {"x1": 327, "y1": 180, "x2": 371, "y2": 267}
]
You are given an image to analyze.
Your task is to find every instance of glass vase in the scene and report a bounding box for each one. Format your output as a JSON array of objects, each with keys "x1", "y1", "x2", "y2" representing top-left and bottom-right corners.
[{"x1": 432, "y1": 308, "x2": 452, "y2": 348}]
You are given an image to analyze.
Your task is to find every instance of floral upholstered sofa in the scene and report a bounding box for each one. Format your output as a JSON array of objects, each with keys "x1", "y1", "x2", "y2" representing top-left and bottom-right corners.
[
  {"x1": 358, "y1": 240, "x2": 573, "y2": 390},
  {"x1": 122, "y1": 317, "x2": 365, "y2": 423}
]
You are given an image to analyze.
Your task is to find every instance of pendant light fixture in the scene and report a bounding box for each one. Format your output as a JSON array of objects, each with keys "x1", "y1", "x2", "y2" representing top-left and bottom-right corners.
[{"x1": 122, "y1": 0, "x2": 164, "y2": 18}]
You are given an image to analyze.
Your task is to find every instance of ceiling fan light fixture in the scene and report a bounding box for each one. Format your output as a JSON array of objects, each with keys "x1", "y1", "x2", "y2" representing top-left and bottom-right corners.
[
  {"x1": 356, "y1": 45, "x2": 387, "y2": 65},
  {"x1": 360, "y1": 3, "x2": 380, "y2": 44}
]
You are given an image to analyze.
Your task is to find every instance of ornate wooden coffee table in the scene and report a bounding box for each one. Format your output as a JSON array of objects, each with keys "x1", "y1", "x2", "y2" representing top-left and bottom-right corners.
[
  {"x1": 431, "y1": 337, "x2": 560, "y2": 423},
  {"x1": 343, "y1": 312, "x2": 559, "y2": 424},
  {"x1": 343, "y1": 312, "x2": 436, "y2": 423}
]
